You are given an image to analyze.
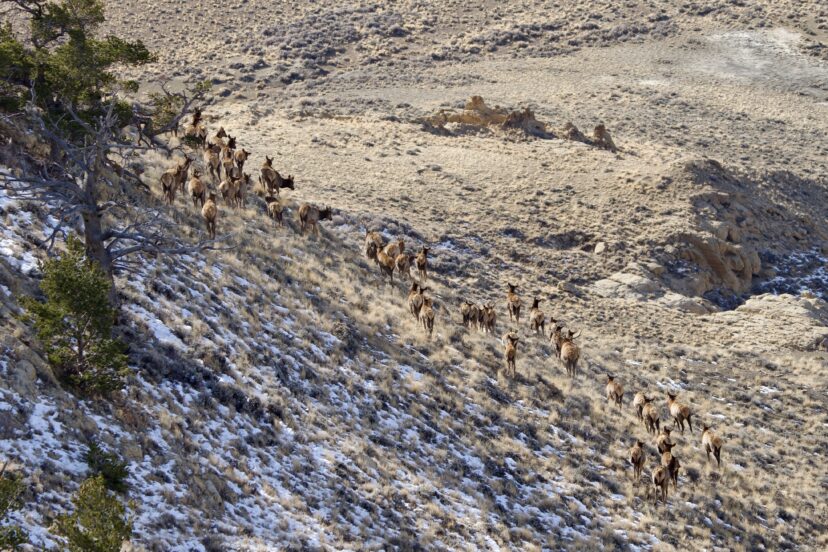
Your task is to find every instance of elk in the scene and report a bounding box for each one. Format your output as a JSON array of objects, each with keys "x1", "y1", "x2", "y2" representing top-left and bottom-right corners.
[
  {"x1": 376, "y1": 247, "x2": 397, "y2": 283},
  {"x1": 183, "y1": 109, "x2": 207, "y2": 147},
  {"x1": 365, "y1": 231, "x2": 385, "y2": 264},
  {"x1": 559, "y1": 329, "x2": 580, "y2": 377},
  {"x1": 550, "y1": 324, "x2": 564, "y2": 358},
  {"x1": 482, "y1": 304, "x2": 496, "y2": 334},
  {"x1": 218, "y1": 178, "x2": 236, "y2": 205},
  {"x1": 702, "y1": 426, "x2": 723, "y2": 467},
  {"x1": 213, "y1": 126, "x2": 228, "y2": 146},
  {"x1": 236, "y1": 173, "x2": 251, "y2": 208},
  {"x1": 415, "y1": 247, "x2": 429, "y2": 282},
  {"x1": 201, "y1": 192, "x2": 218, "y2": 239},
  {"x1": 408, "y1": 283, "x2": 426, "y2": 319},
  {"x1": 666, "y1": 393, "x2": 694, "y2": 433},
  {"x1": 383, "y1": 239, "x2": 405, "y2": 259},
  {"x1": 656, "y1": 428, "x2": 674, "y2": 454},
  {"x1": 160, "y1": 158, "x2": 191, "y2": 205},
  {"x1": 222, "y1": 156, "x2": 239, "y2": 182},
  {"x1": 506, "y1": 283, "x2": 522, "y2": 323},
  {"x1": 628, "y1": 440, "x2": 645, "y2": 484},
  {"x1": 259, "y1": 161, "x2": 295, "y2": 196},
  {"x1": 298, "y1": 204, "x2": 333, "y2": 236},
  {"x1": 633, "y1": 391, "x2": 649, "y2": 421},
  {"x1": 234, "y1": 148, "x2": 250, "y2": 171},
  {"x1": 504, "y1": 334, "x2": 520, "y2": 378},
  {"x1": 529, "y1": 297, "x2": 545, "y2": 335},
  {"x1": 420, "y1": 296, "x2": 435, "y2": 339},
  {"x1": 661, "y1": 442, "x2": 681, "y2": 489},
  {"x1": 203, "y1": 144, "x2": 221, "y2": 182},
  {"x1": 460, "y1": 301, "x2": 474, "y2": 328},
  {"x1": 642, "y1": 398, "x2": 661, "y2": 435},
  {"x1": 651, "y1": 466, "x2": 669, "y2": 503},
  {"x1": 187, "y1": 169, "x2": 206, "y2": 208},
  {"x1": 395, "y1": 254, "x2": 414, "y2": 280},
  {"x1": 265, "y1": 196, "x2": 283, "y2": 226},
  {"x1": 605, "y1": 375, "x2": 624, "y2": 407}
]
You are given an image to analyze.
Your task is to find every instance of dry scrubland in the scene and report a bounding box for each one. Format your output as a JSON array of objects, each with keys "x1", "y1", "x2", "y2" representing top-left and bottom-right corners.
[{"x1": 2, "y1": 0, "x2": 828, "y2": 550}]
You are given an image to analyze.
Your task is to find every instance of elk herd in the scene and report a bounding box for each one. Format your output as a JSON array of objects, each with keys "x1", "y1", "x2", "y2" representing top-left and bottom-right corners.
[
  {"x1": 164, "y1": 108, "x2": 727, "y2": 507},
  {"x1": 159, "y1": 109, "x2": 330, "y2": 239}
]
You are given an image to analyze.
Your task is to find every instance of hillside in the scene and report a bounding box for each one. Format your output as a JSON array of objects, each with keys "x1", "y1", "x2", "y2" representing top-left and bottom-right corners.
[{"x1": 2, "y1": 0, "x2": 828, "y2": 550}]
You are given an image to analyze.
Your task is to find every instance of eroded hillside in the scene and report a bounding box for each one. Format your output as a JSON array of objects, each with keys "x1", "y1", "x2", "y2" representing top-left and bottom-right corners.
[{"x1": 1, "y1": 0, "x2": 828, "y2": 550}]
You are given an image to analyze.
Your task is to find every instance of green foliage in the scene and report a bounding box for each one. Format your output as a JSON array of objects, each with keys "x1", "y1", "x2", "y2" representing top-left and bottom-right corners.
[
  {"x1": 0, "y1": 467, "x2": 28, "y2": 550},
  {"x1": 21, "y1": 235, "x2": 128, "y2": 395},
  {"x1": 0, "y1": 0, "x2": 154, "y2": 117},
  {"x1": 52, "y1": 476, "x2": 132, "y2": 552},
  {"x1": 85, "y1": 442, "x2": 129, "y2": 494}
]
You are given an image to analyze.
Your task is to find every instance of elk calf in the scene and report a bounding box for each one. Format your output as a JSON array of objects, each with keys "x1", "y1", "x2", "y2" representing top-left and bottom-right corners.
[
  {"x1": 702, "y1": 426, "x2": 723, "y2": 467},
  {"x1": 606, "y1": 375, "x2": 624, "y2": 407},
  {"x1": 504, "y1": 334, "x2": 520, "y2": 378},
  {"x1": 201, "y1": 192, "x2": 218, "y2": 239},
  {"x1": 298, "y1": 204, "x2": 333, "y2": 236},
  {"x1": 666, "y1": 393, "x2": 694, "y2": 433},
  {"x1": 506, "y1": 283, "x2": 522, "y2": 323}
]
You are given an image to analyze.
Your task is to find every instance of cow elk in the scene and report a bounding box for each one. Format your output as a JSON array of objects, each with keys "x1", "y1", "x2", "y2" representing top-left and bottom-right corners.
[
  {"x1": 702, "y1": 426, "x2": 723, "y2": 467},
  {"x1": 666, "y1": 393, "x2": 694, "y2": 433},
  {"x1": 506, "y1": 283, "x2": 522, "y2": 323},
  {"x1": 298, "y1": 204, "x2": 333, "y2": 236},
  {"x1": 201, "y1": 192, "x2": 218, "y2": 239},
  {"x1": 606, "y1": 375, "x2": 624, "y2": 407},
  {"x1": 504, "y1": 334, "x2": 520, "y2": 378},
  {"x1": 529, "y1": 297, "x2": 545, "y2": 335},
  {"x1": 416, "y1": 247, "x2": 429, "y2": 282},
  {"x1": 559, "y1": 329, "x2": 581, "y2": 377},
  {"x1": 628, "y1": 440, "x2": 645, "y2": 484}
]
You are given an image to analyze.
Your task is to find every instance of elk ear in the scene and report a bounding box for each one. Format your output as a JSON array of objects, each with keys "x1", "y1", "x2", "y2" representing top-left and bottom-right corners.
[{"x1": 571, "y1": 330, "x2": 581, "y2": 339}]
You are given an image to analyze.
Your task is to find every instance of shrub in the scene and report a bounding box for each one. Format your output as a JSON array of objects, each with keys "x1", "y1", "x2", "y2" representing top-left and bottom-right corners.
[
  {"x1": 85, "y1": 442, "x2": 129, "y2": 494},
  {"x1": 52, "y1": 476, "x2": 132, "y2": 552},
  {"x1": 0, "y1": 464, "x2": 28, "y2": 550},
  {"x1": 21, "y1": 236, "x2": 128, "y2": 395}
]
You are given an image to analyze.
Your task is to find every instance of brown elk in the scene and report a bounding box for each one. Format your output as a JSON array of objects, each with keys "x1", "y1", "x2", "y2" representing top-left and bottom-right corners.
[
  {"x1": 666, "y1": 393, "x2": 694, "y2": 433},
  {"x1": 506, "y1": 284, "x2": 522, "y2": 323},
  {"x1": 298, "y1": 204, "x2": 333, "y2": 236},
  {"x1": 201, "y1": 192, "x2": 218, "y2": 239}
]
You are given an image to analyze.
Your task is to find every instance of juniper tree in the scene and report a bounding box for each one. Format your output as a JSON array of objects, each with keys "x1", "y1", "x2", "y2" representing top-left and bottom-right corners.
[
  {"x1": 21, "y1": 234, "x2": 128, "y2": 394},
  {"x1": 52, "y1": 475, "x2": 132, "y2": 552}
]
